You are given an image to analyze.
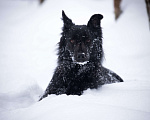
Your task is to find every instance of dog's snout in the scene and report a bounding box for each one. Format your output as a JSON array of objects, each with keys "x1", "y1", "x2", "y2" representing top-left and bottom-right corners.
[
  {"x1": 75, "y1": 53, "x2": 87, "y2": 62},
  {"x1": 77, "y1": 53, "x2": 85, "y2": 59}
]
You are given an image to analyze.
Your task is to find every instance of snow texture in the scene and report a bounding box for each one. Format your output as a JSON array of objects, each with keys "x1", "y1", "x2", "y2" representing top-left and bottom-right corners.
[{"x1": 0, "y1": 0, "x2": 150, "y2": 120}]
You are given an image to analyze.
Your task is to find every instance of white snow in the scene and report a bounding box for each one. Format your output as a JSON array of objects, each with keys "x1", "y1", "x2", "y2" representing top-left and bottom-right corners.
[
  {"x1": 0, "y1": 0, "x2": 150, "y2": 120},
  {"x1": 76, "y1": 61, "x2": 89, "y2": 65}
]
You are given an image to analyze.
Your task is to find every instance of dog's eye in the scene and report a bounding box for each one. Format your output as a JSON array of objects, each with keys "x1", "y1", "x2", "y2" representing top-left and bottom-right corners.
[
  {"x1": 70, "y1": 40, "x2": 75, "y2": 43},
  {"x1": 86, "y1": 40, "x2": 90, "y2": 43}
]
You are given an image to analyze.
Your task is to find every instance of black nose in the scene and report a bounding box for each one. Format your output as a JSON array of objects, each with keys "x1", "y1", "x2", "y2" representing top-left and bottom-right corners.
[{"x1": 77, "y1": 53, "x2": 85, "y2": 59}]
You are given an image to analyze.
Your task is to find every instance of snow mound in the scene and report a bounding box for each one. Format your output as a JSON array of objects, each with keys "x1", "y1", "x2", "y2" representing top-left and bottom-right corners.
[{"x1": 0, "y1": 83, "x2": 43, "y2": 110}]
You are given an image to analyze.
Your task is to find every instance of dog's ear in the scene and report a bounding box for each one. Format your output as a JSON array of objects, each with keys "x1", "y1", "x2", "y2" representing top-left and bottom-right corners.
[
  {"x1": 62, "y1": 10, "x2": 74, "y2": 30},
  {"x1": 87, "y1": 14, "x2": 103, "y2": 29}
]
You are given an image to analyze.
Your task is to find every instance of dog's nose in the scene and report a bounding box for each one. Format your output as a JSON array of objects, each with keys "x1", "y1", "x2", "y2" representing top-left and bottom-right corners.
[{"x1": 77, "y1": 53, "x2": 85, "y2": 59}]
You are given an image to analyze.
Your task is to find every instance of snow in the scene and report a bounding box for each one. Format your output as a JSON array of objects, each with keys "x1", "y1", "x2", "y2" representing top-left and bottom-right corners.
[
  {"x1": 0, "y1": 0, "x2": 150, "y2": 120},
  {"x1": 75, "y1": 61, "x2": 89, "y2": 65}
]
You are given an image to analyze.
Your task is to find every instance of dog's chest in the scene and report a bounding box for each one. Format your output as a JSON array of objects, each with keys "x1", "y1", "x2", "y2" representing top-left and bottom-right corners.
[{"x1": 64, "y1": 64, "x2": 96, "y2": 82}]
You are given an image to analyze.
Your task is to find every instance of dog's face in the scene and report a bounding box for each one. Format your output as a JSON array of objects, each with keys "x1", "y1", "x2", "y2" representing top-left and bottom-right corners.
[
  {"x1": 59, "y1": 11, "x2": 103, "y2": 64},
  {"x1": 65, "y1": 25, "x2": 93, "y2": 63}
]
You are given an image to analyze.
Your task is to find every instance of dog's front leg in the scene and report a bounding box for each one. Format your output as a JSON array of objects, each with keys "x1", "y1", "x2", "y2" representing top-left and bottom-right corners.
[
  {"x1": 100, "y1": 66, "x2": 123, "y2": 84},
  {"x1": 39, "y1": 67, "x2": 66, "y2": 101}
]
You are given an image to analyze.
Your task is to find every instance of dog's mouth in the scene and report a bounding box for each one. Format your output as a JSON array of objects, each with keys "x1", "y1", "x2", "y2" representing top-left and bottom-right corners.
[{"x1": 72, "y1": 53, "x2": 89, "y2": 64}]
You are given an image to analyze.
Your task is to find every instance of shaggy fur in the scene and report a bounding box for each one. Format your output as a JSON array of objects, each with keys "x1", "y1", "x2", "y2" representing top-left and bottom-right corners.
[{"x1": 39, "y1": 11, "x2": 123, "y2": 100}]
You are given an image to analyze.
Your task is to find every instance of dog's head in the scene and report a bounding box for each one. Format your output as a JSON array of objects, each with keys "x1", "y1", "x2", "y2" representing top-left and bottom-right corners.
[{"x1": 58, "y1": 10, "x2": 103, "y2": 64}]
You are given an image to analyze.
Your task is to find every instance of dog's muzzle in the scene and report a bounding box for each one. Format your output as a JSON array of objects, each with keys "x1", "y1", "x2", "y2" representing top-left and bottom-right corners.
[
  {"x1": 77, "y1": 53, "x2": 86, "y2": 62},
  {"x1": 73, "y1": 52, "x2": 89, "y2": 64}
]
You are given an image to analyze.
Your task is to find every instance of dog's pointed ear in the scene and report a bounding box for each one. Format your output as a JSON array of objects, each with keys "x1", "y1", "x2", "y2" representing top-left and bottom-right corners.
[
  {"x1": 62, "y1": 10, "x2": 74, "y2": 30},
  {"x1": 87, "y1": 14, "x2": 103, "y2": 29}
]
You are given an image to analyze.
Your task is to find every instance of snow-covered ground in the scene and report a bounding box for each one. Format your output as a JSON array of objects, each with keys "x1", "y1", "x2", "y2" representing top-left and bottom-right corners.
[{"x1": 0, "y1": 0, "x2": 150, "y2": 120}]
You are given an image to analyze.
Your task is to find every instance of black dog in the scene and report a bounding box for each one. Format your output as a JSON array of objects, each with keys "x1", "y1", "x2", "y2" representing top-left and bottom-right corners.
[{"x1": 39, "y1": 11, "x2": 123, "y2": 100}]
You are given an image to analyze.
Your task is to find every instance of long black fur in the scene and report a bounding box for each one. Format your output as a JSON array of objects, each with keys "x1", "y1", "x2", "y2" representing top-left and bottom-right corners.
[{"x1": 39, "y1": 11, "x2": 123, "y2": 101}]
